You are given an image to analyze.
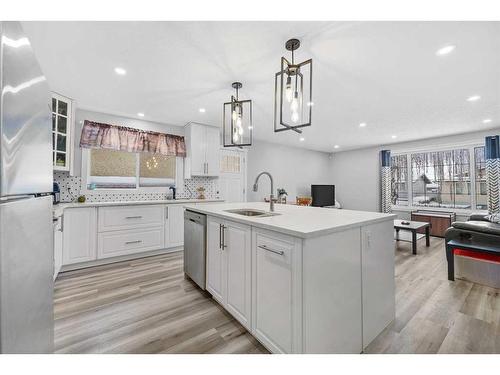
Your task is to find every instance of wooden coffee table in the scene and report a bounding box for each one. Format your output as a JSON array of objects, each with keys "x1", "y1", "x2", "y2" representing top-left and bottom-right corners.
[{"x1": 394, "y1": 219, "x2": 430, "y2": 255}]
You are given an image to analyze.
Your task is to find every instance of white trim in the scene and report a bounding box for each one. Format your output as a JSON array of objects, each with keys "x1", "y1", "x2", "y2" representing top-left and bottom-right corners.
[
  {"x1": 391, "y1": 140, "x2": 483, "y2": 155},
  {"x1": 52, "y1": 92, "x2": 75, "y2": 172}
]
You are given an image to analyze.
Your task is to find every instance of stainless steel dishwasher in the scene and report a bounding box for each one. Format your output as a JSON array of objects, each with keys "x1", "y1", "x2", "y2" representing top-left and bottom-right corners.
[{"x1": 183, "y1": 210, "x2": 207, "y2": 290}]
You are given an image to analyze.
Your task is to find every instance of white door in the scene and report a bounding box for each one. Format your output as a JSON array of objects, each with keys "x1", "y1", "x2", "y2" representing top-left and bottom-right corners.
[
  {"x1": 206, "y1": 216, "x2": 224, "y2": 303},
  {"x1": 205, "y1": 126, "x2": 220, "y2": 176},
  {"x1": 62, "y1": 207, "x2": 97, "y2": 265},
  {"x1": 190, "y1": 123, "x2": 206, "y2": 176},
  {"x1": 219, "y1": 149, "x2": 246, "y2": 203},
  {"x1": 224, "y1": 220, "x2": 252, "y2": 329},
  {"x1": 167, "y1": 205, "x2": 184, "y2": 248},
  {"x1": 252, "y1": 230, "x2": 294, "y2": 353}
]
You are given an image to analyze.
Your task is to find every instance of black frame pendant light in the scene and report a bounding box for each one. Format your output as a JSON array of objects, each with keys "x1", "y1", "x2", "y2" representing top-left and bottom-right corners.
[
  {"x1": 274, "y1": 38, "x2": 313, "y2": 134},
  {"x1": 223, "y1": 82, "x2": 253, "y2": 147}
]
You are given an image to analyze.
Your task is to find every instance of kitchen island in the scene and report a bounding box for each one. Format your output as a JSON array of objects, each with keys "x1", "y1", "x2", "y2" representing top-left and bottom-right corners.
[{"x1": 184, "y1": 202, "x2": 396, "y2": 354}]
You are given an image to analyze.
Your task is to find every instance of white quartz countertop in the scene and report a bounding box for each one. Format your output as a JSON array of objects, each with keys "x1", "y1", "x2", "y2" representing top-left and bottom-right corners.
[
  {"x1": 53, "y1": 199, "x2": 224, "y2": 218},
  {"x1": 184, "y1": 202, "x2": 396, "y2": 239}
]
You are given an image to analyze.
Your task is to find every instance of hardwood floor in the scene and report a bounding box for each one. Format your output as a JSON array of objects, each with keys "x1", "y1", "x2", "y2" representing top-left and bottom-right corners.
[
  {"x1": 54, "y1": 237, "x2": 500, "y2": 354},
  {"x1": 365, "y1": 236, "x2": 500, "y2": 354},
  {"x1": 54, "y1": 252, "x2": 268, "y2": 354}
]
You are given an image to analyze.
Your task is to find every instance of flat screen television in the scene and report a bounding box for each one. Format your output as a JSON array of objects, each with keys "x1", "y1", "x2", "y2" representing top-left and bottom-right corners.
[{"x1": 311, "y1": 185, "x2": 335, "y2": 207}]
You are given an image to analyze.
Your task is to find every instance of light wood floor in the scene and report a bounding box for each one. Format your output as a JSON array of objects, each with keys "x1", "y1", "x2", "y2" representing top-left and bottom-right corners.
[{"x1": 54, "y1": 237, "x2": 500, "y2": 354}]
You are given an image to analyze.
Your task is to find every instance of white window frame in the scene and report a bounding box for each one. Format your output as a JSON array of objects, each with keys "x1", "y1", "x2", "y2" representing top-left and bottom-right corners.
[
  {"x1": 391, "y1": 140, "x2": 487, "y2": 214},
  {"x1": 81, "y1": 148, "x2": 184, "y2": 194},
  {"x1": 52, "y1": 92, "x2": 75, "y2": 173}
]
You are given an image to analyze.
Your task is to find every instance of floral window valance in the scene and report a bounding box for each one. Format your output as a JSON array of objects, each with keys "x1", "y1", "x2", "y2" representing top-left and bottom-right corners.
[{"x1": 79, "y1": 120, "x2": 186, "y2": 157}]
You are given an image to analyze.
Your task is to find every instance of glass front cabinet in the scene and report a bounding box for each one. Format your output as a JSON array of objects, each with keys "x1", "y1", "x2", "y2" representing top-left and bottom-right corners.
[{"x1": 52, "y1": 93, "x2": 74, "y2": 171}]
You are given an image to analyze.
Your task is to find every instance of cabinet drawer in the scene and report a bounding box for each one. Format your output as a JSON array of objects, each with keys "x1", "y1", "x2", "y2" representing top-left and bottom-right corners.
[
  {"x1": 98, "y1": 205, "x2": 164, "y2": 232},
  {"x1": 97, "y1": 227, "x2": 164, "y2": 259}
]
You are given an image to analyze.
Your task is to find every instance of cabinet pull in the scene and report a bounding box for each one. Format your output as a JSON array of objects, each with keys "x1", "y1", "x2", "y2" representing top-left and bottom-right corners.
[
  {"x1": 165, "y1": 207, "x2": 169, "y2": 219},
  {"x1": 125, "y1": 215, "x2": 143, "y2": 219},
  {"x1": 222, "y1": 225, "x2": 227, "y2": 249},
  {"x1": 258, "y1": 244, "x2": 284, "y2": 256},
  {"x1": 219, "y1": 224, "x2": 222, "y2": 249},
  {"x1": 125, "y1": 240, "x2": 143, "y2": 245}
]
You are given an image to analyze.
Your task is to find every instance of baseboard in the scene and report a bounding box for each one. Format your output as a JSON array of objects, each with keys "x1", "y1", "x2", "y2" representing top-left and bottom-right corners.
[{"x1": 60, "y1": 246, "x2": 183, "y2": 272}]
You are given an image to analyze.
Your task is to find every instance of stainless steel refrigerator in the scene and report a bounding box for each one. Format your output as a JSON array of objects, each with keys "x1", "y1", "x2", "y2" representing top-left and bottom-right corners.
[{"x1": 0, "y1": 21, "x2": 54, "y2": 353}]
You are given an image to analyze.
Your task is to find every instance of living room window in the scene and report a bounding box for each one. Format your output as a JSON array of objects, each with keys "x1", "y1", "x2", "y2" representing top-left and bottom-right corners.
[
  {"x1": 391, "y1": 146, "x2": 486, "y2": 211},
  {"x1": 85, "y1": 148, "x2": 177, "y2": 189},
  {"x1": 391, "y1": 154, "x2": 408, "y2": 206},
  {"x1": 474, "y1": 146, "x2": 487, "y2": 210}
]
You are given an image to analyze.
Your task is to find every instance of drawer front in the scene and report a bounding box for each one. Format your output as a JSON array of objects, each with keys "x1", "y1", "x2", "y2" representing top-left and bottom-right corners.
[
  {"x1": 98, "y1": 205, "x2": 164, "y2": 232},
  {"x1": 98, "y1": 227, "x2": 164, "y2": 259}
]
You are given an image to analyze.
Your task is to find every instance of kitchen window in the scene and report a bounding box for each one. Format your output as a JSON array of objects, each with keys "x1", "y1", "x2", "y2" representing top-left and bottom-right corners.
[{"x1": 84, "y1": 148, "x2": 177, "y2": 189}]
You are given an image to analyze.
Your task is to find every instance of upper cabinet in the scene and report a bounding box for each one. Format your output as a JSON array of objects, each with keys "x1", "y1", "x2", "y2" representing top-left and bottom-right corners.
[
  {"x1": 52, "y1": 92, "x2": 75, "y2": 172},
  {"x1": 184, "y1": 122, "x2": 220, "y2": 178}
]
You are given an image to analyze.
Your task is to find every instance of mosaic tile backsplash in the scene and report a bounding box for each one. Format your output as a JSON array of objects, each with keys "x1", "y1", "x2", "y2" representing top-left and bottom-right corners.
[{"x1": 54, "y1": 171, "x2": 219, "y2": 203}]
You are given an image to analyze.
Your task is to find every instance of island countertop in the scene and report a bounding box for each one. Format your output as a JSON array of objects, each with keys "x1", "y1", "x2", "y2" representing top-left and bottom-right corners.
[{"x1": 184, "y1": 202, "x2": 396, "y2": 239}]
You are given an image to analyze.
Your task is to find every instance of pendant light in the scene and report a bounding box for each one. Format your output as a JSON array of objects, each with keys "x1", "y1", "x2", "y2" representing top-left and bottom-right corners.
[
  {"x1": 274, "y1": 38, "x2": 312, "y2": 134},
  {"x1": 223, "y1": 82, "x2": 253, "y2": 147}
]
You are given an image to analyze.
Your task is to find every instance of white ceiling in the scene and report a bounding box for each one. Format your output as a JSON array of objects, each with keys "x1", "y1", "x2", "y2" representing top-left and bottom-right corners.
[{"x1": 22, "y1": 21, "x2": 500, "y2": 153}]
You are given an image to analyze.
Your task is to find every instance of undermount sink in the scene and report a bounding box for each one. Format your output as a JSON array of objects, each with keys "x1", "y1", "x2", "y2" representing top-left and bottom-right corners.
[{"x1": 224, "y1": 209, "x2": 280, "y2": 218}]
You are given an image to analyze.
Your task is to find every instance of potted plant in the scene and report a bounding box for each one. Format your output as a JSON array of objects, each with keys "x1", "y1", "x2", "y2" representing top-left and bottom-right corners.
[{"x1": 277, "y1": 188, "x2": 288, "y2": 204}]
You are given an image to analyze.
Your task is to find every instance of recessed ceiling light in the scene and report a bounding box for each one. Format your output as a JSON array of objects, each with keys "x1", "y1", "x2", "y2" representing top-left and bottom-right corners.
[
  {"x1": 467, "y1": 95, "x2": 481, "y2": 102},
  {"x1": 483, "y1": 119, "x2": 492, "y2": 124},
  {"x1": 391, "y1": 135, "x2": 397, "y2": 139},
  {"x1": 334, "y1": 145, "x2": 339, "y2": 149},
  {"x1": 359, "y1": 122, "x2": 367, "y2": 128},
  {"x1": 436, "y1": 45, "x2": 456, "y2": 56},
  {"x1": 199, "y1": 108, "x2": 206, "y2": 113},
  {"x1": 114, "y1": 67, "x2": 126, "y2": 75},
  {"x1": 137, "y1": 112, "x2": 145, "y2": 117},
  {"x1": 299, "y1": 137, "x2": 305, "y2": 142}
]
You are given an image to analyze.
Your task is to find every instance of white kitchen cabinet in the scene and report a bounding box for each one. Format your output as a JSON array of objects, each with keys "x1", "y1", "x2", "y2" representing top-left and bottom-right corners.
[
  {"x1": 62, "y1": 207, "x2": 97, "y2": 265},
  {"x1": 224, "y1": 220, "x2": 252, "y2": 329},
  {"x1": 97, "y1": 227, "x2": 164, "y2": 259},
  {"x1": 98, "y1": 205, "x2": 164, "y2": 232},
  {"x1": 206, "y1": 216, "x2": 252, "y2": 329},
  {"x1": 207, "y1": 216, "x2": 225, "y2": 303},
  {"x1": 361, "y1": 220, "x2": 395, "y2": 348},
  {"x1": 53, "y1": 216, "x2": 63, "y2": 280},
  {"x1": 252, "y1": 228, "x2": 301, "y2": 353},
  {"x1": 184, "y1": 122, "x2": 220, "y2": 177},
  {"x1": 52, "y1": 92, "x2": 75, "y2": 173},
  {"x1": 165, "y1": 204, "x2": 184, "y2": 248}
]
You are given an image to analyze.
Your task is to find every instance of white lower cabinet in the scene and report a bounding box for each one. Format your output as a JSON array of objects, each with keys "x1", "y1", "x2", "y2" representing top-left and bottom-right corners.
[
  {"x1": 97, "y1": 227, "x2": 164, "y2": 259},
  {"x1": 252, "y1": 229, "x2": 302, "y2": 354},
  {"x1": 62, "y1": 207, "x2": 97, "y2": 265},
  {"x1": 206, "y1": 216, "x2": 251, "y2": 329},
  {"x1": 165, "y1": 204, "x2": 184, "y2": 248}
]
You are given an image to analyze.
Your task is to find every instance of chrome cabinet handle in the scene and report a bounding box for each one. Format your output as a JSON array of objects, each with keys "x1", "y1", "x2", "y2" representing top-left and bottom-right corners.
[
  {"x1": 165, "y1": 207, "x2": 169, "y2": 219},
  {"x1": 125, "y1": 216, "x2": 143, "y2": 219},
  {"x1": 258, "y1": 244, "x2": 284, "y2": 256},
  {"x1": 222, "y1": 225, "x2": 227, "y2": 249},
  {"x1": 219, "y1": 224, "x2": 222, "y2": 249},
  {"x1": 125, "y1": 240, "x2": 143, "y2": 244}
]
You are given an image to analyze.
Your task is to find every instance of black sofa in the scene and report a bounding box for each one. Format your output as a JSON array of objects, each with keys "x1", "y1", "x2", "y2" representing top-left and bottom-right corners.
[{"x1": 444, "y1": 214, "x2": 500, "y2": 281}]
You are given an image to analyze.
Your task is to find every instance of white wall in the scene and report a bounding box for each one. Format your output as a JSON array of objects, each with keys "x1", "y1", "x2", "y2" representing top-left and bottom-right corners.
[
  {"x1": 72, "y1": 108, "x2": 184, "y2": 176},
  {"x1": 330, "y1": 128, "x2": 500, "y2": 213},
  {"x1": 247, "y1": 140, "x2": 333, "y2": 202}
]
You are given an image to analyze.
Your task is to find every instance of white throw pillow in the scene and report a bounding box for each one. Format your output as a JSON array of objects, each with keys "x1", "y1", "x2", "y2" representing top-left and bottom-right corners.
[{"x1": 486, "y1": 213, "x2": 500, "y2": 224}]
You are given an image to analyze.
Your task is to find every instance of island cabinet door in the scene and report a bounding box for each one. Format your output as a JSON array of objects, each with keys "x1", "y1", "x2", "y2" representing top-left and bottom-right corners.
[
  {"x1": 361, "y1": 220, "x2": 395, "y2": 349},
  {"x1": 252, "y1": 229, "x2": 302, "y2": 354},
  {"x1": 224, "y1": 220, "x2": 251, "y2": 330},
  {"x1": 206, "y1": 216, "x2": 225, "y2": 303}
]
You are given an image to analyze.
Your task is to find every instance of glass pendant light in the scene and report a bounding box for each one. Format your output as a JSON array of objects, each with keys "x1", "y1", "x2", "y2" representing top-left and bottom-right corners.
[
  {"x1": 274, "y1": 38, "x2": 312, "y2": 133},
  {"x1": 223, "y1": 82, "x2": 253, "y2": 147}
]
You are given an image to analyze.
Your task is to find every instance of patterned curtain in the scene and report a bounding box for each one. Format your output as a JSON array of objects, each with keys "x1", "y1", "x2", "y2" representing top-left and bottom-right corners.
[
  {"x1": 380, "y1": 150, "x2": 392, "y2": 213},
  {"x1": 79, "y1": 120, "x2": 187, "y2": 157},
  {"x1": 485, "y1": 136, "x2": 499, "y2": 214}
]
